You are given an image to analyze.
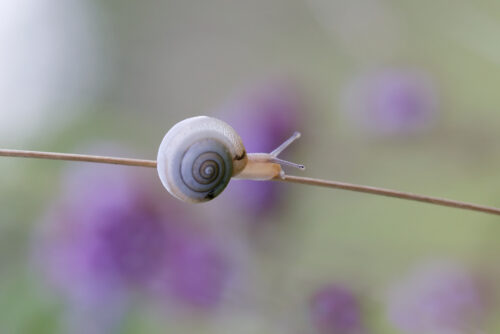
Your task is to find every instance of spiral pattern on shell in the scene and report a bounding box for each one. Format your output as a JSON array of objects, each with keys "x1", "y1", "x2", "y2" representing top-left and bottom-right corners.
[
  {"x1": 157, "y1": 116, "x2": 247, "y2": 203},
  {"x1": 179, "y1": 139, "x2": 232, "y2": 198}
]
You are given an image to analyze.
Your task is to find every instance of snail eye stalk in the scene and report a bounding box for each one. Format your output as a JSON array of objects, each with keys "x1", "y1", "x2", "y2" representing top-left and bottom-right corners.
[{"x1": 269, "y1": 132, "x2": 305, "y2": 170}]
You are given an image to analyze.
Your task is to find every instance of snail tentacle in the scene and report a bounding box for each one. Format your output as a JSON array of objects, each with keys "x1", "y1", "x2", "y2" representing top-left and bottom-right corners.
[{"x1": 235, "y1": 131, "x2": 305, "y2": 181}]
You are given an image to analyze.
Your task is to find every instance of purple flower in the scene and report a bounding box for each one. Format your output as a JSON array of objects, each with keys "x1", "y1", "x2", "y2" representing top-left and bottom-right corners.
[
  {"x1": 387, "y1": 261, "x2": 487, "y2": 333},
  {"x1": 219, "y1": 79, "x2": 305, "y2": 216},
  {"x1": 165, "y1": 226, "x2": 231, "y2": 309},
  {"x1": 144, "y1": 222, "x2": 232, "y2": 310},
  {"x1": 36, "y1": 143, "x2": 237, "y2": 332},
  {"x1": 40, "y1": 161, "x2": 170, "y2": 304},
  {"x1": 310, "y1": 284, "x2": 364, "y2": 334},
  {"x1": 342, "y1": 69, "x2": 438, "y2": 136}
]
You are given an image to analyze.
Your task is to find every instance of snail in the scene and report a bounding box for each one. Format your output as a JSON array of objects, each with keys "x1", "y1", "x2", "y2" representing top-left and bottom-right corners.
[
  {"x1": 156, "y1": 116, "x2": 304, "y2": 203},
  {"x1": 1, "y1": 117, "x2": 499, "y2": 215}
]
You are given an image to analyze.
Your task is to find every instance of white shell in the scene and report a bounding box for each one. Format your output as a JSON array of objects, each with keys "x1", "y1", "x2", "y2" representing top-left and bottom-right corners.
[{"x1": 157, "y1": 116, "x2": 247, "y2": 203}]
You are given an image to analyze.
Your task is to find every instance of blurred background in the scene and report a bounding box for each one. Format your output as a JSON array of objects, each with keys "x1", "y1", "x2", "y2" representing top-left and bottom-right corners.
[{"x1": 1, "y1": 0, "x2": 500, "y2": 333}]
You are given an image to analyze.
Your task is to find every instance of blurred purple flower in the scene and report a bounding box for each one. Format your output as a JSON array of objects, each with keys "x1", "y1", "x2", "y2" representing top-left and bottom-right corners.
[
  {"x1": 387, "y1": 262, "x2": 487, "y2": 334},
  {"x1": 342, "y1": 69, "x2": 438, "y2": 136},
  {"x1": 310, "y1": 284, "x2": 364, "y2": 334},
  {"x1": 40, "y1": 151, "x2": 234, "y2": 315},
  {"x1": 41, "y1": 162, "x2": 170, "y2": 304},
  {"x1": 220, "y1": 80, "x2": 305, "y2": 216},
  {"x1": 160, "y1": 225, "x2": 231, "y2": 309}
]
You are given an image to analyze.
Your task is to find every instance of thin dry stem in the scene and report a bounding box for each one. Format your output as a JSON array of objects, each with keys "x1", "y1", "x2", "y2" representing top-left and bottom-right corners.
[
  {"x1": 0, "y1": 149, "x2": 157, "y2": 168},
  {"x1": 276, "y1": 175, "x2": 500, "y2": 216},
  {"x1": 1, "y1": 148, "x2": 499, "y2": 216}
]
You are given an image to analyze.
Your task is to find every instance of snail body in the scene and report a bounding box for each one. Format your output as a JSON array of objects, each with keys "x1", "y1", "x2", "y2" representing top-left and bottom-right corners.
[{"x1": 157, "y1": 116, "x2": 303, "y2": 203}]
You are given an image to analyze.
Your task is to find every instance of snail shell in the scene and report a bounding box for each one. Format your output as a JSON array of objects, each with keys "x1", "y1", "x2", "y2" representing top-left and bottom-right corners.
[{"x1": 157, "y1": 116, "x2": 248, "y2": 203}]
